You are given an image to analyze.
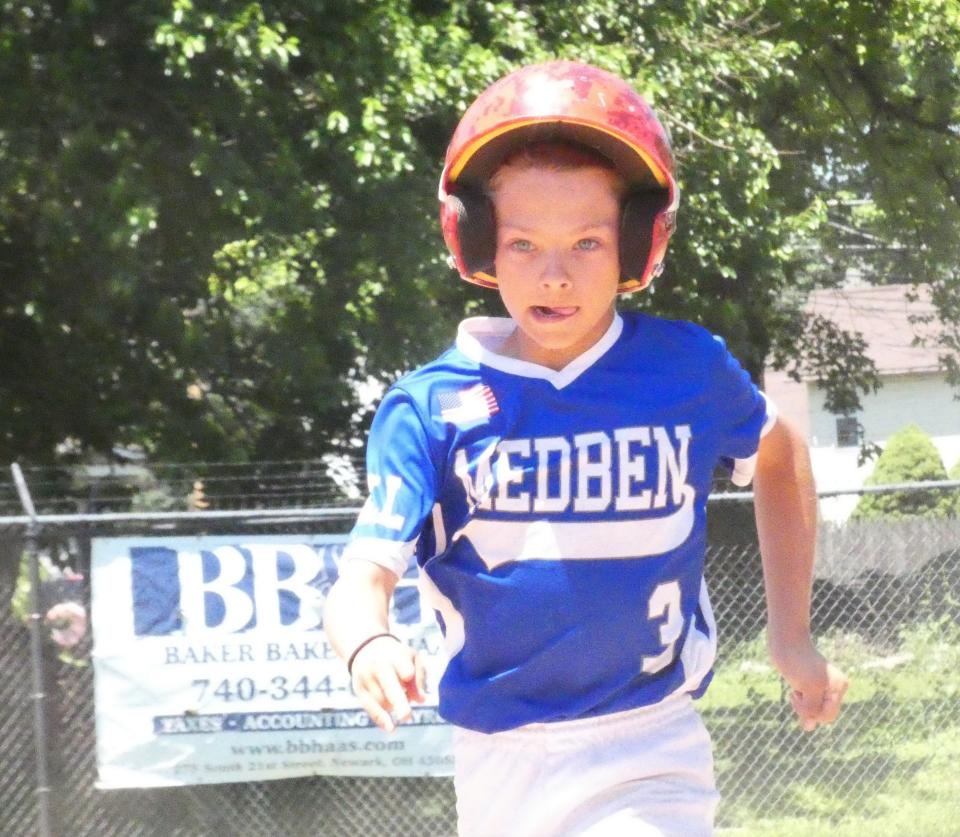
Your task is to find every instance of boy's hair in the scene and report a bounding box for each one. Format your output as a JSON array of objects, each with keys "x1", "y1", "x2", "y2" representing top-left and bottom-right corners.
[
  {"x1": 439, "y1": 61, "x2": 678, "y2": 295},
  {"x1": 487, "y1": 139, "x2": 626, "y2": 199}
]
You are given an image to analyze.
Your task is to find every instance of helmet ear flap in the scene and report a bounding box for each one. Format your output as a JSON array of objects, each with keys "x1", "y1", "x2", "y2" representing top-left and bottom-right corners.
[
  {"x1": 445, "y1": 186, "x2": 497, "y2": 279},
  {"x1": 619, "y1": 189, "x2": 671, "y2": 287}
]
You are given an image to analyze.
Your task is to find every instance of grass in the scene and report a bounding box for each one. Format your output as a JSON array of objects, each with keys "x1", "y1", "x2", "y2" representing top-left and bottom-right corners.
[{"x1": 700, "y1": 617, "x2": 960, "y2": 836}]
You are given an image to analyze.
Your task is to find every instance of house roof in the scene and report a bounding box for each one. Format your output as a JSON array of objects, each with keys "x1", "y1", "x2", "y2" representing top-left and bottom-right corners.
[{"x1": 803, "y1": 283, "x2": 943, "y2": 377}]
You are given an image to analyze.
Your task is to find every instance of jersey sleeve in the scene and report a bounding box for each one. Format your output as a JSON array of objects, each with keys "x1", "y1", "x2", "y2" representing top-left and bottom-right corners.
[
  {"x1": 341, "y1": 386, "x2": 440, "y2": 578},
  {"x1": 712, "y1": 336, "x2": 778, "y2": 487}
]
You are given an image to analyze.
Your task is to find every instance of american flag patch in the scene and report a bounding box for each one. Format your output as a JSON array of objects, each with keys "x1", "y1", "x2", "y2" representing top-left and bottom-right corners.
[{"x1": 438, "y1": 384, "x2": 500, "y2": 426}]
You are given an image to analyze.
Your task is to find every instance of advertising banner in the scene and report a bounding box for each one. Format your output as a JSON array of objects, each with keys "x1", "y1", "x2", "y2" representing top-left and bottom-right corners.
[{"x1": 91, "y1": 535, "x2": 453, "y2": 788}]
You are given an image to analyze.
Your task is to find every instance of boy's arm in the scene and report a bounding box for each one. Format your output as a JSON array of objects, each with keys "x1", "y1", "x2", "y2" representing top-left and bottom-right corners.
[
  {"x1": 753, "y1": 415, "x2": 849, "y2": 731},
  {"x1": 324, "y1": 560, "x2": 426, "y2": 733}
]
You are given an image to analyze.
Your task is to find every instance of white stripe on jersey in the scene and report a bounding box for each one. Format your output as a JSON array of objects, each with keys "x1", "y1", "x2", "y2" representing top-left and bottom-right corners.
[
  {"x1": 452, "y1": 484, "x2": 695, "y2": 570},
  {"x1": 340, "y1": 536, "x2": 417, "y2": 579},
  {"x1": 679, "y1": 577, "x2": 718, "y2": 694},
  {"x1": 431, "y1": 502, "x2": 448, "y2": 554},
  {"x1": 730, "y1": 393, "x2": 779, "y2": 486}
]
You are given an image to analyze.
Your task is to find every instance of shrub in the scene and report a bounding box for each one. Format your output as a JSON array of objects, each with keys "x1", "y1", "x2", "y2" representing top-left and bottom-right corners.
[{"x1": 852, "y1": 424, "x2": 954, "y2": 519}]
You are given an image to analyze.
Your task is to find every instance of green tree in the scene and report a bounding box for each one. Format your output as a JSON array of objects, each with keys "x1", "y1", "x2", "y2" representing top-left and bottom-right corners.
[
  {"x1": 1, "y1": 1, "x2": 958, "y2": 465},
  {"x1": 852, "y1": 424, "x2": 954, "y2": 519},
  {"x1": 761, "y1": 0, "x2": 960, "y2": 388},
  {"x1": 0, "y1": 0, "x2": 467, "y2": 462}
]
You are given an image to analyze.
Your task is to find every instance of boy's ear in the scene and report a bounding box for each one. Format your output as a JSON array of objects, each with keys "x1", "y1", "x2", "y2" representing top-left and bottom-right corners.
[
  {"x1": 445, "y1": 186, "x2": 497, "y2": 278},
  {"x1": 620, "y1": 189, "x2": 671, "y2": 285}
]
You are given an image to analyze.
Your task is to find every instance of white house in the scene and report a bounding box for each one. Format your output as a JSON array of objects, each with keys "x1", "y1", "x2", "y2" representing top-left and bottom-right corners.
[{"x1": 763, "y1": 284, "x2": 960, "y2": 521}]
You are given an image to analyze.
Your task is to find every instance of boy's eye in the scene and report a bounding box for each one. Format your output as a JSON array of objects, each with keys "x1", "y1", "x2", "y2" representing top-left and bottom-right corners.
[
  {"x1": 508, "y1": 239, "x2": 534, "y2": 252},
  {"x1": 575, "y1": 238, "x2": 601, "y2": 251}
]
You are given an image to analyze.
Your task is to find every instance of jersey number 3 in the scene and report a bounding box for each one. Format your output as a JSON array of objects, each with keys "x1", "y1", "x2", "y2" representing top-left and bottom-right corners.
[{"x1": 641, "y1": 581, "x2": 683, "y2": 674}]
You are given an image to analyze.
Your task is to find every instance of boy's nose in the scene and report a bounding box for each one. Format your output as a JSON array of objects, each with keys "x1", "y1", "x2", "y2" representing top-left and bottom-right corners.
[{"x1": 538, "y1": 252, "x2": 572, "y2": 289}]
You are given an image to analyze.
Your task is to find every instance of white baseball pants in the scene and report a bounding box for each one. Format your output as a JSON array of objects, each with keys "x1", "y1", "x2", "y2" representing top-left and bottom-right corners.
[{"x1": 452, "y1": 693, "x2": 718, "y2": 837}]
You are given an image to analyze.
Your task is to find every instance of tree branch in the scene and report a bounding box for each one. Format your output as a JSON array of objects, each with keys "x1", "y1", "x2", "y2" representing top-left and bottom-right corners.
[
  {"x1": 933, "y1": 160, "x2": 960, "y2": 212},
  {"x1": 660, "y1": 111, "x2": 739, "y2": 151},
  {"x1": 826, "y1": 40, "x2": 960, "y2": 140}
]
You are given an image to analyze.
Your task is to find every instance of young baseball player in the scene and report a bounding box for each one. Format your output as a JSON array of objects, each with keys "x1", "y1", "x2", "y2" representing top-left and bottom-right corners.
[{"x1": 324, "y1": 60, "x2": 848, "y2": 836}]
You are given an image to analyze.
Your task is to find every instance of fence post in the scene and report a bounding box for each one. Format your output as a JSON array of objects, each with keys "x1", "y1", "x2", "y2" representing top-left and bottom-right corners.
[{"x1": 12, "y1": 463, "x2": 52, "y2": 837}]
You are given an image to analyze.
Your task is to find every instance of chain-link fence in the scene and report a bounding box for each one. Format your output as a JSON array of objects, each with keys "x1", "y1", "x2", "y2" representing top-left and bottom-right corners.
[
  {"x1": 2, "y1": 463, "x2": 958, "y2": 836},
  {"x1": 702, "y1": 510, "x2": 960, "y2": 834}
]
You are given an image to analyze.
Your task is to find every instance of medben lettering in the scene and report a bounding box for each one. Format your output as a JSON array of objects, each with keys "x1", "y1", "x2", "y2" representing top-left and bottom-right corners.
[{"x1": 456, "y1": 424, "x2": 692, "y2": 513}]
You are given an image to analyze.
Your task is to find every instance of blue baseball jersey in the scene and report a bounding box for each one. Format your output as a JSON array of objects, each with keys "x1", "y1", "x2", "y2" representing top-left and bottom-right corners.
[{"x1": 342, "y1": 312, "x2": 775, "y2": 733}]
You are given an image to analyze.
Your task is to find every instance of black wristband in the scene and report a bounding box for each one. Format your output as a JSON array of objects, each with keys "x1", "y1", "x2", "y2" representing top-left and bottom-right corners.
[{"x1": 346, "y1": 632, "x2": 400, "y2": 676}]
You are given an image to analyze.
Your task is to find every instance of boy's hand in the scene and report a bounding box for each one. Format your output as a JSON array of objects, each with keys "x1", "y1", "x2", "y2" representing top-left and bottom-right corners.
[
  {"x1": 769, "y1": 639, "x2": 849, "y2": 732},
  {"x1": 350, "y1": 636, "x2": 427, "y2": 734}
]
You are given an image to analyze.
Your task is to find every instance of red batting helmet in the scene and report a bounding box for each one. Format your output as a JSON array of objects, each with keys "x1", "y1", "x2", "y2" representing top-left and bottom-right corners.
[{"x1": 439, "y1": 60, "x2": 679, "y2": 294}]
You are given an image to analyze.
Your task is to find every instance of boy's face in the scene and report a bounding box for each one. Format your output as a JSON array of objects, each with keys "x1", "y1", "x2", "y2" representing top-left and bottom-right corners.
[{"x1": 491, "y1": 163, "x2": 622, "y2": 371}]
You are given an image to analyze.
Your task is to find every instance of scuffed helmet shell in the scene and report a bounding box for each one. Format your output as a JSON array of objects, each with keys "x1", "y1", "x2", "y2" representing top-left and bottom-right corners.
[{"x1": 442, "y1": 61, "x2": 675, "y2": 195}]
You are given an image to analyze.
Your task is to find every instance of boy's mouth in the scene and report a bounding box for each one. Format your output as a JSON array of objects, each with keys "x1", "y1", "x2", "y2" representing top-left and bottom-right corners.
[{"x1": 532, "y1": 305, "x2": 578, "y2": 320}]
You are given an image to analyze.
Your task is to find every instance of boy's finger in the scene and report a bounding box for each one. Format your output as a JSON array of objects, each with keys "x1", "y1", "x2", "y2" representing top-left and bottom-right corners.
[
  {"x1": 818, "y1": 689, "x2": 843, "y2": 724},
  {"x1": 413, "y1": 653, "x2": 428, "y2": 702},
  {"x1": 393, "y1": 648, "x2": 417, "y2": 684},
  {"x1": 355, "y1": 672, "x2": 387, "y2": 712},
  {"x1": 817, "y1": 678, "x2": 848, "y2": 724},
  {"x1": 354, "y1": 689, "x2": 396, "y2": 734},
  {"x1": 393, "y1": 650, "x2": 426, "y2": 703},
  {"x1": 790, "y1": 690, "x2": 819, "y2": 731},
  {"x1": 380, "y1": 670, "x2": 413, "y2": 723},
  {"x1": 402, "y1": 653, "x2": 427, "y2": 704}
]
